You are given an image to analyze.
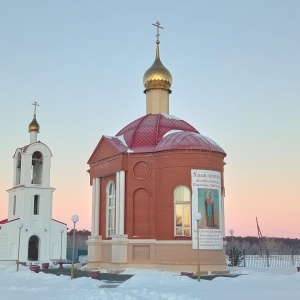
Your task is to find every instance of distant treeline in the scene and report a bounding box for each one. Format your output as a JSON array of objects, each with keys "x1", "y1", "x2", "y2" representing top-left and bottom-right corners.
[
  {"x1": 68, "y1": 229, "x2": 91, "y2": 237},
  {"x1": 67, "y1": 229, "x2": 91, "y2": 250},
  {"x1": 66, "y1": 230, "x2": 300, "y2": 255},
  {"x1": 225, "y1": 236, "x2": 300, "y2": 255}
]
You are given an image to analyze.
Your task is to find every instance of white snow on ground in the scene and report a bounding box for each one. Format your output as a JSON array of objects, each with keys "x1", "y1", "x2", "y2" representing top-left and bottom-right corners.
[{"x1": 0, "y1": 265, "x2": 299, "y2": 300}]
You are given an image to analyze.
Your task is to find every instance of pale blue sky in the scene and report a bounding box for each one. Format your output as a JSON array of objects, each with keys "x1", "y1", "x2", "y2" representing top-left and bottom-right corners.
[{"x1": 1, "y1": 1, "x2": 300, "y2": 237}]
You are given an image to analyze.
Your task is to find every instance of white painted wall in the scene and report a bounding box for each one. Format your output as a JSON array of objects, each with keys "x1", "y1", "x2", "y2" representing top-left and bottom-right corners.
[{"x1": 0, "y1": 137, "x2": 67, "y2": 263}]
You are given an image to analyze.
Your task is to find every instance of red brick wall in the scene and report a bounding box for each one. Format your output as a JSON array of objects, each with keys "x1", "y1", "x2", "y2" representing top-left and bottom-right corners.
[
  {"x1": 133, "y1": 189, "x2": 150, "y2": 237},
  {"x1": 90, "y1": 149, "x2": 225, "y2": 241}
]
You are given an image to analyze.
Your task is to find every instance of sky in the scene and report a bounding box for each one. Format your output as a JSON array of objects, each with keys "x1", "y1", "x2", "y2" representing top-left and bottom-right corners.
[
  {"x1": 0, "y1": 264, "x2": 300, "y2": 299},
  {"x1": 0, "y1": 1, "x2": 300, "y2": 238}
]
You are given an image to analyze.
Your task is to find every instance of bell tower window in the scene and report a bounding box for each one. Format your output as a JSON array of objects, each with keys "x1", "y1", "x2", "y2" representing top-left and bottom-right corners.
[
  {"x1": 16, "y1": 153, "x2": 21, "y2": 185},
  {"x1": 31, "y1": 151, "x2": 43, "y2": 184},
  {"x1": 13, "y1": 195, "x2": 17, "y2": 215},
  {"x1": 33, "y1": 195, "x2": 40, "y2": 215}
]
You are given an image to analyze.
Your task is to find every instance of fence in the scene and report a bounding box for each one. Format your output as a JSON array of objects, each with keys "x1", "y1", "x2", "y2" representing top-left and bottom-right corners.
[
  {"x1": 230, "y1": 250, "x2": 300, "y2": 268},
  {"x1": 242, "y1": 254, "x2": 300, "y2": 268},
  {"x1": 66, "y1": 248, "x2": 88, "y2": 262}
]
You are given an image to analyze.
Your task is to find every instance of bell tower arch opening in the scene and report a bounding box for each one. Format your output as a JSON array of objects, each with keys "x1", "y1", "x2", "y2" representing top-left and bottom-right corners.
[
  {"x1": 16, "y1": 152, "x2": 21, "y2": 185},
  {"x1": 31, "y1": 151, "x2": 43, "y2": 184}
]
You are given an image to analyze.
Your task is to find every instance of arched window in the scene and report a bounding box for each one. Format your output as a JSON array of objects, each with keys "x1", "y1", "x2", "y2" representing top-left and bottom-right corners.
[
  {"x1": 33, "y1": 195, "x2": 40, "y2": 215},
  {"x1": 174, "y1": 186, "x2": 191, "y2": 236},
  {"x1": 106, "y1": 181, "x2": 116, "y2": 237}
]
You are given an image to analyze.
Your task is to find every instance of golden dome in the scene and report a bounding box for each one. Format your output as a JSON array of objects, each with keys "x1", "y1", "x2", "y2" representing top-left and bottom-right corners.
[
  {"x1": 28, "y1": 115, "x2": 40, "y2": 132},
  {"x1": 143, "y1": 42, "x2": 172, "y2": 93}
]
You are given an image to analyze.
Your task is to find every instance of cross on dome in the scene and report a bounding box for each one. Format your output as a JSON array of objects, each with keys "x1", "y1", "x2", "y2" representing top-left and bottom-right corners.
[
  {"x1": 143, "y1": 21, "x2": 173, "y2": 98},
  {"x1": 152, "y1": 21, "x2": 163, "y2": 43},
  {"x1": 32, "y1": 101, "x2": 40, "y2": 117}
]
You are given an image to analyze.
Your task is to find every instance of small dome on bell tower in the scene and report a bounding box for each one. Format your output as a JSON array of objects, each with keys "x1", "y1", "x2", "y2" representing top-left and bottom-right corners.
[
  {"x1": 28, "y1": 116, "x2": 40, "y2": 133},
  {"x1": 28, "y1": 101, "x2": 40, "y2": 143},
  {"x1": 28, "y1": 101, "x2": 40, "y2": 133}
]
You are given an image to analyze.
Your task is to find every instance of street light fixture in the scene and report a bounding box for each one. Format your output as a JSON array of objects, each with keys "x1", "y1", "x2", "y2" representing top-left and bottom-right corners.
[
  {"x1": 193, "y1": 212, "x2": 202, "y2": 282},
  {"x1": 60, "y1": 229, "x2": 64, "y2": 269},
  {"x1": 229, "y1": 229, "x2": 234, "y2": 267},
  {"x1": 71, "y1": 215, "x2": 79, "y2": 280},
  {"x1": 17, "y1": 222, "x2": 24, "y2": 272}
]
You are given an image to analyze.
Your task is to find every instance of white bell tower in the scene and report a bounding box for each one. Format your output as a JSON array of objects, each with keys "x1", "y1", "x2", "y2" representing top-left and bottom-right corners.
[{"x1": 0, "y1": 103, "x2": 67, "y2": 263}]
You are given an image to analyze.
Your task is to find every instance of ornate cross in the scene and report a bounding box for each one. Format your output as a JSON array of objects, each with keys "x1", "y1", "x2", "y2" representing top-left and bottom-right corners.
[
  {"x1": 152, "y1": 21, "x2": 163, "y2": 42},
  {"x1": 32, "y1": 101, "x2": 40, "y2": 116}
]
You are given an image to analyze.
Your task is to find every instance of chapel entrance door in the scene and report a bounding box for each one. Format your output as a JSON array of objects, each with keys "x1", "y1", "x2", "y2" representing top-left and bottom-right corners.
[{"x1": 28, "y1": 235, "x2": 39, "y2": 261}]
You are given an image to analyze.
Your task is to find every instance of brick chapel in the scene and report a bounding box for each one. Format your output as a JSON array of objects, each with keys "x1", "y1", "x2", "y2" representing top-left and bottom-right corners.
[{"x1": 87, "y1": 22, "x2": 227, "y2": 273}]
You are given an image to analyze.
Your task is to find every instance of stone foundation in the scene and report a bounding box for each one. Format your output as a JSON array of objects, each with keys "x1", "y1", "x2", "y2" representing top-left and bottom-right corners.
[{"x1": 87, "y1": 236, "x2": 227, "y2": 274}]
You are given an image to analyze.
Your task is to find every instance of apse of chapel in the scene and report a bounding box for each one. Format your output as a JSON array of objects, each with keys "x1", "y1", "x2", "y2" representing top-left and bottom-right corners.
[{"x1": 154, "y1": 150, "x2": 225, "y2": 169}]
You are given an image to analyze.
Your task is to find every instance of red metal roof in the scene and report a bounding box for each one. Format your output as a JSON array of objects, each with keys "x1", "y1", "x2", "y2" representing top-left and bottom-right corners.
[
  {"x1": 13, "y1": 141, "x2": 53, "y2": 158},
  {"x1": 116, "y1": 114, "x2": 199, "y2": 148},
  {"x1": 52, "y1": 219, "x2": 67, "y2": 225},
  {"x1": 155, "y1": 131, "x2": 225, "y2": 153},
  {"x1": 114, "y1": 114, "x2": 226, "y2": 155},
  {"x1": 0, "y1": 218, "x2": 20, "y2": 224}
]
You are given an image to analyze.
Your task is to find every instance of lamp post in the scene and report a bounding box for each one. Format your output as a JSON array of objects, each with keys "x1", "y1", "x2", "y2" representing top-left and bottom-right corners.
[
  {"x1": 71, "y1": 215, "x2": 79, "y2": 280},
  {"x1": 229, "y1": 229, "x2": 234, "y2": 267},
  {"x1": 17, "y1": 222, "x2": 23, "y2": 272},
  {"x1": 193, "y1": 212, "x2": 202, "y2": 282},
  {"x1": 60, "y1": 229, "x2": 64, "y2": 269}
]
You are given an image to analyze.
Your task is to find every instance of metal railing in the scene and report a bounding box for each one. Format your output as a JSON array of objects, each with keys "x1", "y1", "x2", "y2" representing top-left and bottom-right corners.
[
  {"x1": 228, "y1": 250, "x2": 300, "y2": 268},
  {"x1": 242, "y1": 254, "x2": 300, "y2": 268}
]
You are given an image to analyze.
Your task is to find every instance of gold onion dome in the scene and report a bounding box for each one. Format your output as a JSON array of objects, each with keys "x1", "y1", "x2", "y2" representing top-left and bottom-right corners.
[
  {"x1": 143, "y1": 41, "x2": 172, "y2": 93},
  {"x1": 28, "y1": 115, "x2": 40, "y2": 132}
]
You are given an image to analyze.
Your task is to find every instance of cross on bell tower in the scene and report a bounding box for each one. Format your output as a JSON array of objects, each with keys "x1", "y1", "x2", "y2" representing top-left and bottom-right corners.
[
  {"x1": 32, "y1": 101, "x2": 40, "y2": 117},
  {"x1": 28, "y1": 102, "x2": 40, "y2": 143}
]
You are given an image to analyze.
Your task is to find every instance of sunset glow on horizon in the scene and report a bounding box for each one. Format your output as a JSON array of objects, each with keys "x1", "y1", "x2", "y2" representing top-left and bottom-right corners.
[{"x1": 1, "y1": 1, "x2": 300, "y2": 238}]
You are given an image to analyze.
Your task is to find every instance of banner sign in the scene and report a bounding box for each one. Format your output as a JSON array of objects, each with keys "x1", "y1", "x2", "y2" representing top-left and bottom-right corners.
[{"x1": 191, "y1": 169, "x2": 223, "y2": 250}]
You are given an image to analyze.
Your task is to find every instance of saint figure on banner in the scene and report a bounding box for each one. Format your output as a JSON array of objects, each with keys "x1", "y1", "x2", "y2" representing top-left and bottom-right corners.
[
  {"x1": 197, "y1": 188, "x2": 219, "y2": 229},
  {"x1": 205, "y1": 190, "x2": 214, "y2": 227}
]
